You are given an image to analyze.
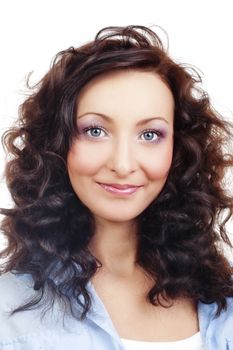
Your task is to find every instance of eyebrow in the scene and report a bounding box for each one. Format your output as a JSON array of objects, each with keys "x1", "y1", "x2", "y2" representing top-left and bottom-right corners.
[{"x1": 77, "y1": 112, "x2": 169, "y2": 125}]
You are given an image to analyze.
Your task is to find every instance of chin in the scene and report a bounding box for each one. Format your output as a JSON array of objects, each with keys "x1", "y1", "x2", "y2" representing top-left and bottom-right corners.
[{"x1": 93, "y1": 209, "x2": 144, "y2": 223}]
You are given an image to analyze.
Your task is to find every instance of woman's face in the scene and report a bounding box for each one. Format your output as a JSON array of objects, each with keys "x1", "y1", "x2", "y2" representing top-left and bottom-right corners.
[{"x1": 67, "y1": 69, "x2": 174, "y2": 224}]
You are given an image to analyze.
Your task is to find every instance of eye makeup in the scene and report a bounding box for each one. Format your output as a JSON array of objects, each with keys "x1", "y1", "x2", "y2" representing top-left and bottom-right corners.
[
  {"x1": 140, "y1": 128, "x2": 167, "y2": 143},
  {"x1": 77, "y1": 121, "x2": 169, "y2": 144},
  {"x1": 77, "y1": 123, "x2": 107, "y2": 137},
  {"x1": 82, "y1": 124, "x2": 107, "y2": 139}
]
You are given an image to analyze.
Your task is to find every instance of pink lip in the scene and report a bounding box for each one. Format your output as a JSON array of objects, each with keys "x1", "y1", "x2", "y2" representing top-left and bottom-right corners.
[{"x1": 97, "y1": 182, "x2": 142, "y2": 196}]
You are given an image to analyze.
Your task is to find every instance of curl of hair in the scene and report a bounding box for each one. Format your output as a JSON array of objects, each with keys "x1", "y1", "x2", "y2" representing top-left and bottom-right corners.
[{"x1": 1, "y1": 24, "x2": 233, "y2": 320}]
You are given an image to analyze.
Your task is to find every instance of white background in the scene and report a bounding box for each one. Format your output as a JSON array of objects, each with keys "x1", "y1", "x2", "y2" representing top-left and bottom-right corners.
[{"x1": 0, "y1": 0, "x2": 232, "y2": 257}]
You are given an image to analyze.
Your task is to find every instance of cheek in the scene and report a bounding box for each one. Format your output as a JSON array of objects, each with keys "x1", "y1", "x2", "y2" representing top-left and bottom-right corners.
[
  {"x1": 144, "y1": 146, "x2": 173, "y2": 180},
  {"x1": 67, "y1": 142, "x2": 107, "y2": 176}
]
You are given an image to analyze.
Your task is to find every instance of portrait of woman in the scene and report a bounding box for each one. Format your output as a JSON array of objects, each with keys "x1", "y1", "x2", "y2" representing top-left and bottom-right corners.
[{"x1": 0, "y1": 24, "x2": 233, "y2": 350}]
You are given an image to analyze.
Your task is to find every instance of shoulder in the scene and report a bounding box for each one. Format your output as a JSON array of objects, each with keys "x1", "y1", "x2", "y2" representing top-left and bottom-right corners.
[
  {"x1": 0, "y1": 272, "x2": 89, "y2": 347},
  {"x1": 0, "y1": 272, "x2": 92, "y2": 349},
  {"x1": 198, "y1": 296, "x2": 233, "y2": 347},
  {"x1": 0, "y1": 271, "x2": 35, "y2": 312},
  {"x1": 0, "y1": 270, "x2": 33, "y2": 289},
  {"x1": 0, "y1": 272, "x2": 41, "y2": 341}
]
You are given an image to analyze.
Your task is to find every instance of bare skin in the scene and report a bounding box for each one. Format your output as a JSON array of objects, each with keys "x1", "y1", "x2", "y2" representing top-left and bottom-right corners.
[
  {"x1": 91, "y1": 265, "x2": 199, "y2": 342},
  {"x1": 88, "y1": 219, "x2": 199, "y2": 342}
]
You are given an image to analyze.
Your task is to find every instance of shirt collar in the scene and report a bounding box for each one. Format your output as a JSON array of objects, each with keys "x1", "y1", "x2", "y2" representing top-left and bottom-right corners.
[{"x1": 85, "y1": 281, "x2": 121, "y2": 340}]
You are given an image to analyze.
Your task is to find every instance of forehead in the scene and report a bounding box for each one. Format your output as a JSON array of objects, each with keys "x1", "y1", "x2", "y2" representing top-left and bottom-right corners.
[{"x1": 76, "y1": 69, "x2": 174, "y2": 122}]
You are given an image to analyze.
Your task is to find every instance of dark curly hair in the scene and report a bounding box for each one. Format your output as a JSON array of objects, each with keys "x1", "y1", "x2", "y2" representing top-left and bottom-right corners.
[{"x1": 1, "y1": 24, "x2": 233, "y2": 320}]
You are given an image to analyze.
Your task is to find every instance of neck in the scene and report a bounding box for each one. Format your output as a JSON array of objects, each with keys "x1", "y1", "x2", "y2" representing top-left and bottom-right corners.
[{"x1": 88, "y1": 217, "x2": 139, "y2": 277}]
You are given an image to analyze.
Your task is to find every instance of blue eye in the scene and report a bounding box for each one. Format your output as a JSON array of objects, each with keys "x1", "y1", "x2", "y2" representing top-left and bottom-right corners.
[
  {"x1": 82, "y1": 125, "x2": 164, "y2": 143},
  {"x1": 84, "y1": 126, "x2": 107, "y2": 138},
  {"x1": 141, "y1": 129, "x2": 161, "y2": 142}
]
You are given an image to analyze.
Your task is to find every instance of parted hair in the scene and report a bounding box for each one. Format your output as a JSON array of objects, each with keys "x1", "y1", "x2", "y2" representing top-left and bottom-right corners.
[{"x1": 1, "y1": 25, "x2": 233, "y2": 319}]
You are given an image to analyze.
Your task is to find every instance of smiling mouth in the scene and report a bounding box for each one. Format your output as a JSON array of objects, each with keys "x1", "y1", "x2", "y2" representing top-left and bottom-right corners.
[{"x1": 96, "y1": 182, "x2": 143, "y2": 196}]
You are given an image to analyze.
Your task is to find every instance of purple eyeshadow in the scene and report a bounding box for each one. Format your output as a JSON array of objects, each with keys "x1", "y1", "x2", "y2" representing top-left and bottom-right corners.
[{"x1": 77, "y1": 121, "x2": 169, "y2": 143}]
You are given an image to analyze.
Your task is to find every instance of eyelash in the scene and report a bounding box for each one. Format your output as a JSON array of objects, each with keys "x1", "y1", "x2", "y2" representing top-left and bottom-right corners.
[{"x1": 81, "y1": 124, "x2": 165, "y2": 143}]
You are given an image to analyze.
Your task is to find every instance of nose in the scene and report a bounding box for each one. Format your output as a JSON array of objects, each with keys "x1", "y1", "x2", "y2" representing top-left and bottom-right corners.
[{"x1": 108, "y1": 136, "x2": 138, "y2": 177}]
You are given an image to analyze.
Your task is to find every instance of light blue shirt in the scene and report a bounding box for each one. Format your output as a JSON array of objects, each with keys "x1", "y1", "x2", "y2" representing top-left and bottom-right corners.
[{"x1": 0, "y1": 272, "x2": 232, "y2": 349}]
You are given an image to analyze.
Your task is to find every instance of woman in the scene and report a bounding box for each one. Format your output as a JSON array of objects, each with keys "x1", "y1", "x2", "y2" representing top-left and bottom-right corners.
[{"x1": 0, "y1": 25, "x2": 233, "y2": 350}]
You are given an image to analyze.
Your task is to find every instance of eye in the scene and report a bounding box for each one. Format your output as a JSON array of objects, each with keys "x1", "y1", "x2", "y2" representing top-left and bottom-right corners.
[
  {"x1": 141, "y1": 129, "x2": 162, "y2": 142},
  {"x1": 84, "y1": 126, "x2": 107, "y2": 138}
]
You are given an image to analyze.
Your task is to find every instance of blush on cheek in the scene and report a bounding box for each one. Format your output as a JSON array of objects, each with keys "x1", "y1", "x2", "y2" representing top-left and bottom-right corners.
[
  {"x1": 67, "y1": 143, "x2": 108, "y2": 176},
  {"x1": 147, "y1": 151, "x2": 173, "y2": 179}
]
